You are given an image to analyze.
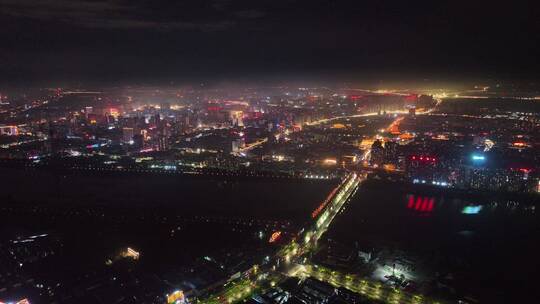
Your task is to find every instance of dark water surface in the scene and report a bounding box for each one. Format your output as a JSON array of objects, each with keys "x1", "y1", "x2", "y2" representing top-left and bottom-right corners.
[
  {"x1": 328, "y1": 181, "x2": 540, "y2": 303},
  {"x1": 0, "y1": 168, "x2": 337, "y2": 302}
]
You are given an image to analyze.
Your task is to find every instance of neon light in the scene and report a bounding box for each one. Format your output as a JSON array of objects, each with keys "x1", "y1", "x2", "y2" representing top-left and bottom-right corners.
[
  {"x1": 421, "y1": 197, "x2": 429, "y2": 211},
  {"x1": 428, "y1": 198, "x2": 434, "y2": 211},
  {"x1": 471, "y1": 154, "x2": 485, "y2": 161},
  {"x1": 415, "y1": 197, "x2": 422, "y2": 210},
  {"x1": 462, "y1": 205, "x2": 483, "y2": 214}
]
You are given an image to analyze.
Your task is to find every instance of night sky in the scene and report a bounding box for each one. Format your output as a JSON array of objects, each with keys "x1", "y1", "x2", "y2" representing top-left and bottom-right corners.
[{"x1": 0, "y1": 0, "x2": 539, "y2": 85}]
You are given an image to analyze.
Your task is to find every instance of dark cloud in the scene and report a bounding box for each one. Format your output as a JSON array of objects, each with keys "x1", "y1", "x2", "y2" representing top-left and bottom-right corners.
[
  {"x1": 0, "y1": 0, "x2": 240, "y2": 31},
  {"x1": 0, "y1": 0, "x2": 538, "y2": 85}
]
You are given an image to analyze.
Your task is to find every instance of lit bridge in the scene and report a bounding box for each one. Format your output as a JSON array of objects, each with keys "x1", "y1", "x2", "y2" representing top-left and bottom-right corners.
[{"x1": 192, "y1": 172, "x2": 363, "y2": 304}]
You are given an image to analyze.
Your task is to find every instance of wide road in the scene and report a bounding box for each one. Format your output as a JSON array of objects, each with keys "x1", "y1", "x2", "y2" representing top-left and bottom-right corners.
[
  {"x1": 306, "y1": 103, "x2": 440, "y2": 127},
  {"x1": 292, "y1": 264, "x2": 442, "y2": 304}
]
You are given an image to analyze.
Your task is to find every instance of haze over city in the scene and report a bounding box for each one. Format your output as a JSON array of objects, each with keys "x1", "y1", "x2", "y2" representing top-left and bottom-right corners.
[{"x1": 0, "y1": 1, "x2": 539, "y2": 304}]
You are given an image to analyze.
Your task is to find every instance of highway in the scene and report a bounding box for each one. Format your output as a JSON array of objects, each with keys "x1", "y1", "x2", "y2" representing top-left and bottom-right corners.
[
  {"x1": 305, "y1": 110, "x2": 409, "y2": 126},
  {"x1": 305, "y1": 104, "x2": 439, "y2": 127}
]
